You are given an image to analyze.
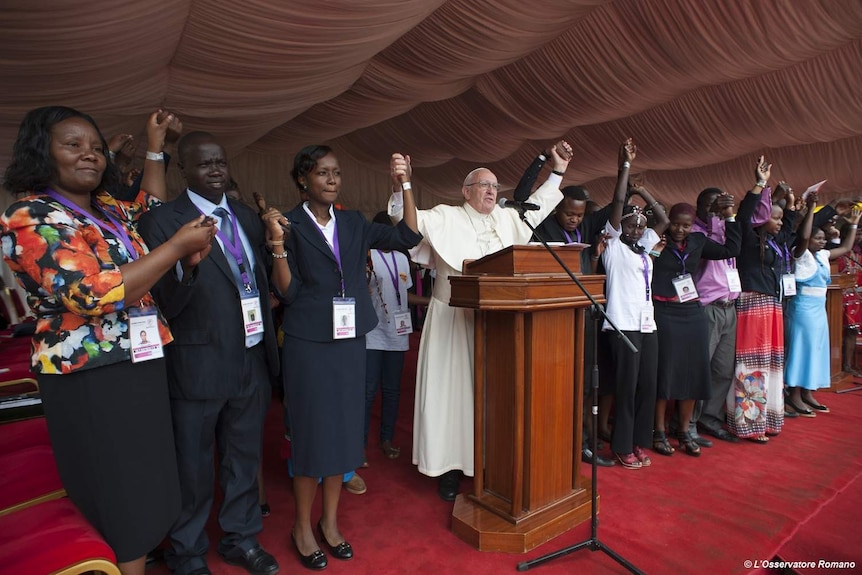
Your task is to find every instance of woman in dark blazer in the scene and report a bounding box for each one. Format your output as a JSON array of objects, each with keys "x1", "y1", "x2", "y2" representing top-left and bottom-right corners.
[{"x1": 266, "y1": 145, "x2": 420, "y2": 569}]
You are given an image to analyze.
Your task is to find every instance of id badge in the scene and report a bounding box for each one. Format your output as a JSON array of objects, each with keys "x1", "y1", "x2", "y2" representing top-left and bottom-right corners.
[
  {"x1": 725, "y1": 268, "x2": 742, "y2": 293},
  {"x1": 393, "y1": 311, "x2": 413, "y2": 336},
  {"x1": 782, "y1": 274, "x2": 797, "y2": 297},
  {"x1": 333, "y1": 297, "x2": 356, "y2": 339},
  {"x1": 672, "y1": 273, "x2": 699, "y2": 302},
  {"x1": 128, "y1": 306, "x2": 164, "y2": 363},
  {"x1": 241, "y1": 293, "x2": 264, "y2": 337},
  {"x1": 640, "y1": 308, "x2": 655, "y2": 333}
]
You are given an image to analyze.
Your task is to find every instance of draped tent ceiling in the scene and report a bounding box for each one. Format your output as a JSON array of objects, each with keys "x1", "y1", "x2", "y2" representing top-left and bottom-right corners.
[{"x1": 2, "y1": 0, "x2": 862, "y2": 215}]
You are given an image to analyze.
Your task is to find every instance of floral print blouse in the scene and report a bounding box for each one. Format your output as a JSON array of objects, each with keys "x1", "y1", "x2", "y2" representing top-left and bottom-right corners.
[{"x1": 0, "y1": 189, "x2": 172, "y2": 374}]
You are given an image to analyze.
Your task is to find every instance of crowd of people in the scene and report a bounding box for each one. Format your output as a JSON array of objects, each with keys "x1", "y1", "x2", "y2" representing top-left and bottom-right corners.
[{"x1": 0, "y1": 105, "x2": 855, "y2": 575}]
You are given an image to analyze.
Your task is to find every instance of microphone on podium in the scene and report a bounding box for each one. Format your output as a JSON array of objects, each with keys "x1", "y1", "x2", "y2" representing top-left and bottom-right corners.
[{"x1": 498, "y1": 197, "x2": 541, "y2": 211}]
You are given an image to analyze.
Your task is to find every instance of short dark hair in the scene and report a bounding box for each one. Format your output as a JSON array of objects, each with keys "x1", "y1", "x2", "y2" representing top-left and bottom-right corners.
[
  {"x1": 3, "y1": 106, "x2": 120, "y2": 196},
  {"x1": 291, "y1": 145, "x2": 333, "y2": 191},
  {"x1": 697, "y1": 187, "x2": 723, "y2": 209},
  {"x1": 561, "y1": 186, "x2": 589, "y2": 202},
  {"x1": 177, "y1": 131, "x2": 219, "y2": 167},
  {"x1": 372, "y1": 210, "x2": 392, "y2": 225}
]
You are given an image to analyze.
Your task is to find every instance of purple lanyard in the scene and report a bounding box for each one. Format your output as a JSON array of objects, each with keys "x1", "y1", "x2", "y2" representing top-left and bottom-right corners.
[
  {"x1": 639, "y1": 252, "x2": 651, "y2": 301},
  {"x1": 308, "y1": 211, "x2": 346, "y2": 297},
  {"x1": 767, "y1": 238, "x2": 790, "y2": 273},
  {"x1": 671, "y1": 245, "x2": 689, "y2": 275},
  {"x1": 201, "y1": 205, "x2": 253, "y2": 291},
  {"x1": 46, "y1": 190, "x2": 138, "y2": 261},
  {"x1": 563, "y1": 228, "x2": 581, "y2": 244},
  {"x1": 379, "y1": 251, "x2": 402, "y2": 308}
]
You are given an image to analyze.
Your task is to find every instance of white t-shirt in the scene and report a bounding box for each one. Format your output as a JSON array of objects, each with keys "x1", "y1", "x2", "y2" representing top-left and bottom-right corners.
[
  {"x1": 601, "y1": 221, "x2": 660, "y2": 332},
  {"x1": 366, "y1": 249, "x2": 413, "y2": 351}
]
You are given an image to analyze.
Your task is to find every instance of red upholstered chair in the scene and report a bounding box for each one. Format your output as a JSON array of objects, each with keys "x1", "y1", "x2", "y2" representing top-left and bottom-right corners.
[
  {"x1": 0, "y1": 498, "x2": 120, "y2": 575},
  {"x1": 0, "y1": 338, "x2": 38, "y2": 396},
  {"x1": 0, "y1": 444, "x2": 65, "y2": 516},
  {"x1": 0, "y1": 416, "x2": 50, "y2": 455}
]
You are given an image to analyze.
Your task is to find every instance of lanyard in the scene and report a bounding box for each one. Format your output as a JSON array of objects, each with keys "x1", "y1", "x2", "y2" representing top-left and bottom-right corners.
[
  {"x1": 671, "y1": 243, "x2": 689, "y2": 274},
  {"x1": 46, "y1": 190, "x2": 138, "y2": 261},
  {"x1": 563, "y1": 228, "x2": 581, "y2": 244},
  {"x1": 639, "y1": 252, "x2": 651, "y2": 301},
  {"x1": 201, "y1": 204, "x2": 253, "y2": 291},
  {"x1": 379, "y1": 251, "x2": 402, "y2": 308},
  {"x1": 308, "y1": 211, "x2": 346, "y2": 296},
  {"x1": 767, "y1": 238, "x2": 790, "y2": 273}
]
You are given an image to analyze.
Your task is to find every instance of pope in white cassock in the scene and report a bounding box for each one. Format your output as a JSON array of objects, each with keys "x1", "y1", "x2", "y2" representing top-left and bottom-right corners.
[{"x1": 389, "y1": 141, "x2": 573, "y2": 501}]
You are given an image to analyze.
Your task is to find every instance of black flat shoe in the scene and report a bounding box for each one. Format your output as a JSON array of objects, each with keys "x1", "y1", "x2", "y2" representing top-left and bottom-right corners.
[
  {"x1": 260, "y1": 503, "x2": 271, "y2": 517},
  {"x1": 317, "y1": 522, "x2": 353, "y2": 560},
  {"x1": 291, "y1": 532, "x2": 327, "y2": 570}
]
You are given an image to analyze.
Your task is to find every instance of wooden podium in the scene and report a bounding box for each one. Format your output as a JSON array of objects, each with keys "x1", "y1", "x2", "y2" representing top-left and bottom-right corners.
[{"x1": 448, "y1": 245, "x2": 605, "y2": 553}]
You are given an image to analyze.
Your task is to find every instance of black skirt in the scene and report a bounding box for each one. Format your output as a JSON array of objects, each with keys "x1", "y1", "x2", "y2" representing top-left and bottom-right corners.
[
  {"x1": 654, "y1": 300, "x2": 712, "y2": 400},
  {"x1": 283, "y1": 334, "x2": 366, "y2": 477},
  {"x1": 38, "y1": 359, "x2": 180, "y2": 562}
]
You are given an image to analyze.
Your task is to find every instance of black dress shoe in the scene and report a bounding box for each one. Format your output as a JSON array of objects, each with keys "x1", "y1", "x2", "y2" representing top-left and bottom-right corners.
[
  {"x1": 221, "y1": 544, "x2": 280, "y2": 575},
  {"x1": 581, "y1": 448, "x2": 615, "y2": 467},
  {"x1": 260, "y1": 503, "x2": 271, "y2": 517},
  {"x1": 702, "y1": 427, "x2": 739, "y2": 443},
  {"x1": 438, "y1": 470, "x2": 460, "y2": 501},
  {"x1": 317, "y1": 522, "x2": 353, "y2": 560},
  {"x1": 290, "y1": 533, "x2": 327, "y2": 571},
  {"x1": 692, "y1": 434, "x2": 713, "y2": 448}
]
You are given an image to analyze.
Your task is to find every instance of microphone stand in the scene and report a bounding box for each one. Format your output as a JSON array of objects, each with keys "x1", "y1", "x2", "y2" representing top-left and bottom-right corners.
[{"x1": 512, "y1": 208, "x2": 643, "y2": 575}]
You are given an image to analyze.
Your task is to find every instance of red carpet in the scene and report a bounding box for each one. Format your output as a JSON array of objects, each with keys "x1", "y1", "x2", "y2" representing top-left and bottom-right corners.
[{"x1": 148, "y1": 335, "x2": 862, "y2": 575}]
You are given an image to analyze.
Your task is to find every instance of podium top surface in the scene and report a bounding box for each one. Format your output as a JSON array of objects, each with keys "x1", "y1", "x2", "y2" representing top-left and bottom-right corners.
[{"x1": 464, "y1": 244, "x2": 583, "y2": 276}]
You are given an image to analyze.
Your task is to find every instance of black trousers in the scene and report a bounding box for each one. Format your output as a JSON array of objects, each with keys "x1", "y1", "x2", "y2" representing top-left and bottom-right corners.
[
  {"x1": 165, "y1": 344, "x2": 270, "y2": 575},
  {"x1": 609, "y1": 330, "x2": 658, "y2": 454}
]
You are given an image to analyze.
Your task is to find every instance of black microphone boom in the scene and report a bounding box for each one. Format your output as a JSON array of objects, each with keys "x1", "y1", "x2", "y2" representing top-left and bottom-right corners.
[{"x1": 498, "y1": 198, "x2": 541, "y2": 211}]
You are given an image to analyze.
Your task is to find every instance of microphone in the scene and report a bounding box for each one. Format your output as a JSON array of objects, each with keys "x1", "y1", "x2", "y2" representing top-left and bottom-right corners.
[{"x1": 498, "y1": 198, "x2": 540, "y2": 211}]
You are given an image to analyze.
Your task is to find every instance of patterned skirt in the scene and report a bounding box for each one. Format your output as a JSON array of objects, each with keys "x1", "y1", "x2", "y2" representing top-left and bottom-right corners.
[{"x1": 726, "y1": 292, "x2": 784, "y2": 438}]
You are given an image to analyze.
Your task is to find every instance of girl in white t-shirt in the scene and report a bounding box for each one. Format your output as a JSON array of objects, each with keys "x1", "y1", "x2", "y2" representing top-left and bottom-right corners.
[{"x1": 596, "y1": 140, "x2": 668, "y2": 469}]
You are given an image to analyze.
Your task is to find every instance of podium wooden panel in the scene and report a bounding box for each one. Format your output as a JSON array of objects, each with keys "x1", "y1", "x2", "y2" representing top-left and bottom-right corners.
[{"x1": 448, "y1": 245, "x2": 605, "y2": 552}]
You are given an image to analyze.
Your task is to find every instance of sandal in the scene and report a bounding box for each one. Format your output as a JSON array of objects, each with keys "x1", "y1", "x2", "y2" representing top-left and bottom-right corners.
[
  {"x1": 380, "y1": 440, "x2": 401, "y2": 459},
  {"x1": 746, "y1": 435, "x2": 769, "y2": 444},
  {"x1": 677, "y1": 432, "x2": 701, "y2": 457},
  {"x1": 652, "y1": 430, "x2": 675, "y2": 456},
  {"x1": 801, "y1": 396, "x2": 830, "y2": 413},
  {"x1": 787, "y1": 399, "x2": 816, "y2": 418}
]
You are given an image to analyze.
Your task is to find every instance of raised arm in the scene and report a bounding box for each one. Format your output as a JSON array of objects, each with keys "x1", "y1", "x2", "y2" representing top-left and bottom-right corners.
[
  {"x1": 391, "y1": 153, "x2": 418, "y2": 234},
  {"x1": 829, "y1": 208, "x2": 862, "y2": 259},
  {"x1": 701, "y1": 194, "x2": 741, "y2": 259},
  {"x1": 609, "y1": 139, "x2": 636, "y2": 230},
  {"x1": 632, "y1": 185, "x2": 669, "y2": 237},
  {"x1": 140, "y1": 110, "x2": 179, "y2": 202},
  {"x1": 793, "y1": 191, "x2": 817, "y2": 258}
]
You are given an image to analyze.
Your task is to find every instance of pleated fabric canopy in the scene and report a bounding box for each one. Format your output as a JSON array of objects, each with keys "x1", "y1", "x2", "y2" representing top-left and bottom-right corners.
[{"x1": 1, "y1": 0, "x2": 861, "y2": 214}]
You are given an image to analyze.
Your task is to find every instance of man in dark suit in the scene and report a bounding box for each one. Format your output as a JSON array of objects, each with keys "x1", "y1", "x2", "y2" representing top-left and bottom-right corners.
[{"x1": 137, "y1": 132, "x2": 279, "y2": 575}]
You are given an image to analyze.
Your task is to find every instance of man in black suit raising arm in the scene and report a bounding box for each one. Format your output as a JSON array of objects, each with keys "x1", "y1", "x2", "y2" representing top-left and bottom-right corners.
[{"x1": 137, "y1": 132, "x2": 280, "y2": 575}]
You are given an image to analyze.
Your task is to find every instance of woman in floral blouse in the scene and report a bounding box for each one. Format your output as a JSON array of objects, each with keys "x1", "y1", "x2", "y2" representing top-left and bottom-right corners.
[{"x1": 0, "y1": 106, "x2": 214, "y2": 575}]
